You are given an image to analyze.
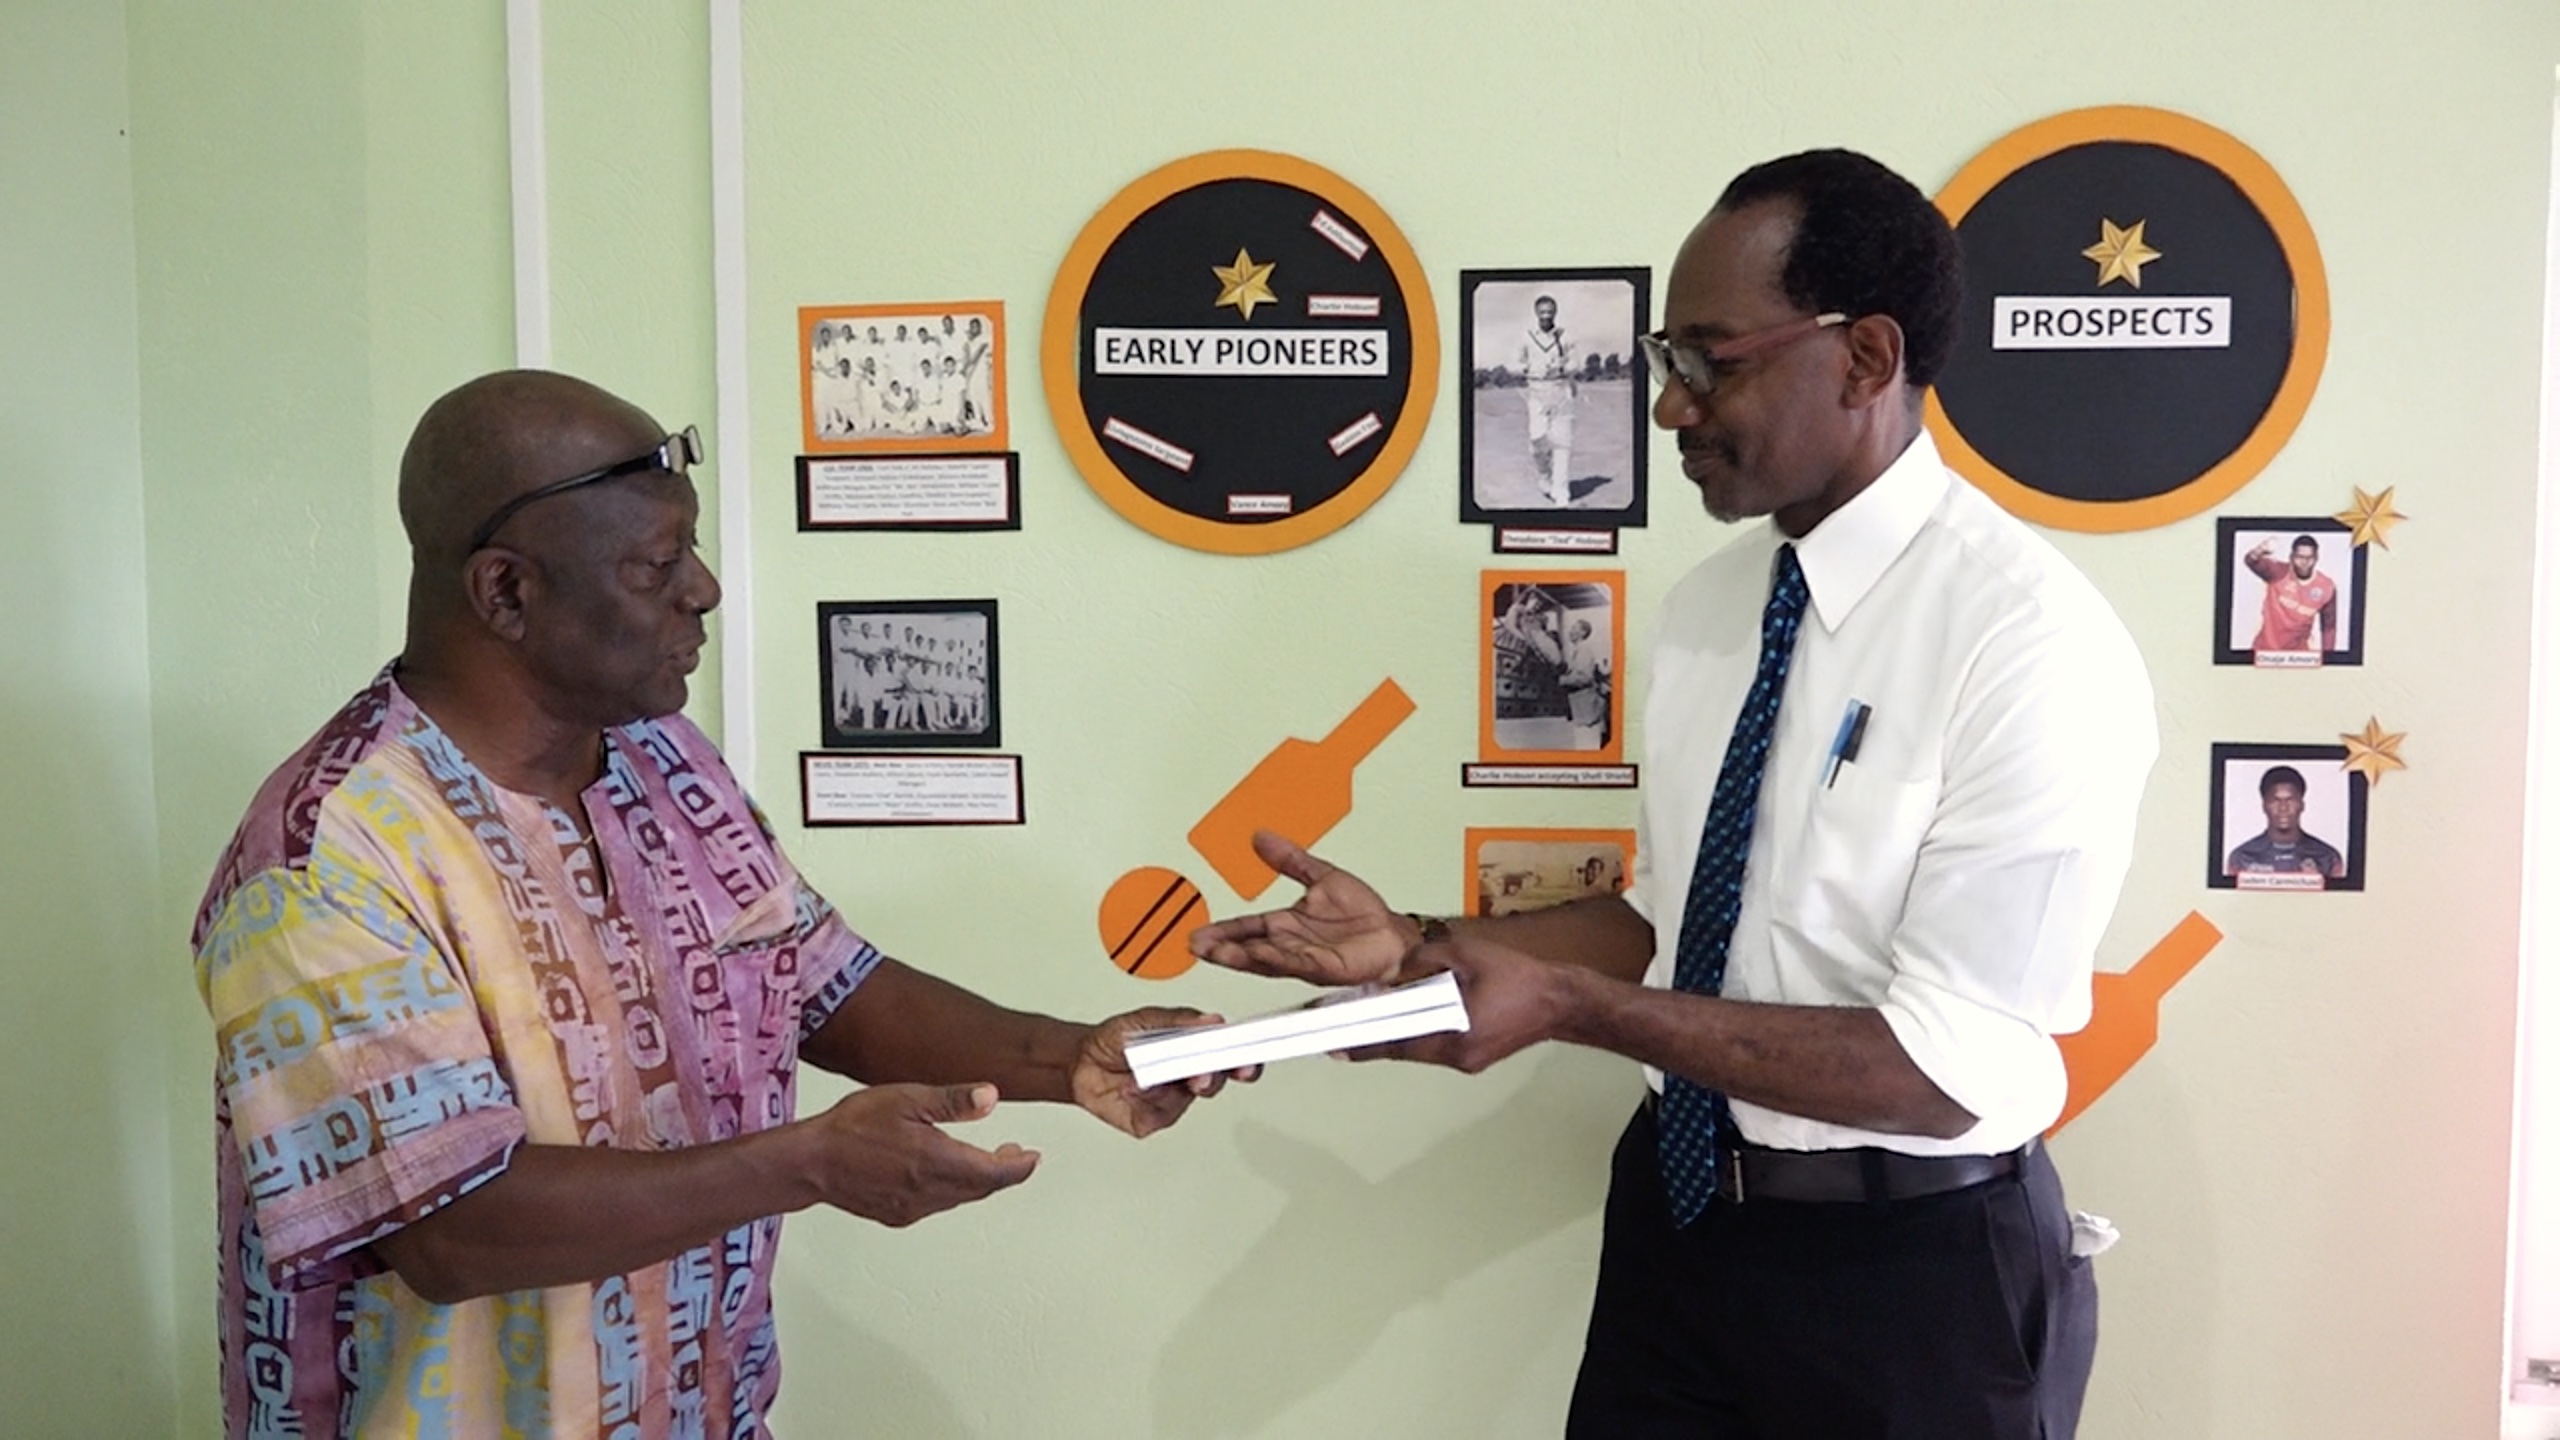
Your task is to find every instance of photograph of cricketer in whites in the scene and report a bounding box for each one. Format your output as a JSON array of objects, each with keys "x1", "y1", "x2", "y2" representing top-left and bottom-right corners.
[{"x1": 1461, "y1": 269, "x2": 1649, "y2": 523}]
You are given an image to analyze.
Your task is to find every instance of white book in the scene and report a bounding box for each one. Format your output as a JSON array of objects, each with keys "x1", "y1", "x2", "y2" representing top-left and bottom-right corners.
[{"x1": 1124, "y1": 971, "x2": 1471, "y2": 1089}]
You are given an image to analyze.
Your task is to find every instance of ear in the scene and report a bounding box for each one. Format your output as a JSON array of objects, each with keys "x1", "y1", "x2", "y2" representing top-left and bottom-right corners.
[
  {"x1": 1839, "y1": 313, "x2": 1907, "y2": 410},
  {"x1": 461, "y1": 548, "x2": 537, "y2": 643}
]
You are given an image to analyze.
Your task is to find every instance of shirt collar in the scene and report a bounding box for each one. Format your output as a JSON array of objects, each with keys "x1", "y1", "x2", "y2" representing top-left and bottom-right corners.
[{"x1": 1789, "y1": 427, "x2": 1950, "y2": 632}]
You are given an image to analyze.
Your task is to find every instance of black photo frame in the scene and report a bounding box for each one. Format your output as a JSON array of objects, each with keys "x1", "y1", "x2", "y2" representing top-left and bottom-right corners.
[
  {"x1": 2207, "y1": 742, "x2": 2367, "y2": 892},
  {"x1": 816, "y1": 599, "x2": 1000, "y2": 749},
  {"x1": 2212, "y1": 517, "x2": 2367, "y2": 668},
  {"x1": 1458, "y1": 267, "x2": 1650, "y2": 532}
]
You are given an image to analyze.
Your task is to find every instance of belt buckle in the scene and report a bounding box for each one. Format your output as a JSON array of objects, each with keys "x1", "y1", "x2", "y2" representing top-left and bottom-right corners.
[{"x1": 1716, "y1": 1148, "x2": 1746, "y2": 1204}]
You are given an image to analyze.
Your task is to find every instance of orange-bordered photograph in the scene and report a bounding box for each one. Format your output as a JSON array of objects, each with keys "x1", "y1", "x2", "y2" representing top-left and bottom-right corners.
[
  {"x1": 1463, "y1": 826, "x2": 1635, "y2": 919},
  {"x1": 800, "y1": 301, "x2": 1006, "y2": 455},
  {"x1": 1480, "y1": 569, "x2": 1626, "y2": 766}
]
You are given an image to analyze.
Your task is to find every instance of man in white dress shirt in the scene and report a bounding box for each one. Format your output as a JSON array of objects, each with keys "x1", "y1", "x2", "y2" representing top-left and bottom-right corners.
[{"x1": 1193, "y1": 148, "x2": 2154, "y2": 1438}]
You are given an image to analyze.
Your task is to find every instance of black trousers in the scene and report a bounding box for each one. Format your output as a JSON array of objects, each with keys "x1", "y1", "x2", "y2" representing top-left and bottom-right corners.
[{"x1": 1564, "y1": 1102, "x2": 2097, "y2": 1439}]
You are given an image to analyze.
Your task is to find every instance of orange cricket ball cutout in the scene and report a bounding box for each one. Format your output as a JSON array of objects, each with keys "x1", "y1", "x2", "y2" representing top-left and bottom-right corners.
[{"x1": 1098, "y1": 866, "x2": 1207, "y2": 979}]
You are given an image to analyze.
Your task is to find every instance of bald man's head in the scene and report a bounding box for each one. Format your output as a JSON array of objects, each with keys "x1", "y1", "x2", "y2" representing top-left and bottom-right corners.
[{"x1": 398, "y1": 370, "x2": 665, "y2": 571}]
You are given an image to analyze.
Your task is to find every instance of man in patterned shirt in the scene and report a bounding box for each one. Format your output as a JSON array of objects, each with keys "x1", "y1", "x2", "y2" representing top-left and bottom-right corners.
[{"x1": 192, "y1": 370, "x2": 1236, "y2": 1438}]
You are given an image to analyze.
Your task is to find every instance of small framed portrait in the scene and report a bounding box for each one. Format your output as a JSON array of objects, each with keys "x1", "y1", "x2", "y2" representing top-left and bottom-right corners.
[
  {"x1": 2208, "y1": 743, "x2": 2367, "y2": 892},
  {"x1": 1459, "y1": 268, "x2": 1650, "y2": 529},
  {"x1": 2214, "y1": 518, "x2": 2367, "y2": 668},
  {"x1": 1479, "y1": 570, "x2": 1626, "y2": 766},
  {"x1": 1464, "y1": 827, "x2": 1634, "y2": 919},
  {"x1": 817, "y1": 600, "x2": 1000, "y2": 749},
  {"x1": 800, "y1": 302, "x2": 1007, "y2": 455}
]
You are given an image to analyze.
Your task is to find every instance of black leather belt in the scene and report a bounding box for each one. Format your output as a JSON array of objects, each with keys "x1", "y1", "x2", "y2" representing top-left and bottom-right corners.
[
  {"x1": 1643, "y1": 1092, "x2": 2027, "y2": 1204},
  {"x1": 1715, "y1": 1139, "x2": 2024, "y2": 1204}
]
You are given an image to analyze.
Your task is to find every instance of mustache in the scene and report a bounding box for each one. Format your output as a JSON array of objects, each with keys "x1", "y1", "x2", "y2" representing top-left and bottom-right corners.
[{"x1": 1678, "y1": 430, "x2": 1731, "y2": 457}]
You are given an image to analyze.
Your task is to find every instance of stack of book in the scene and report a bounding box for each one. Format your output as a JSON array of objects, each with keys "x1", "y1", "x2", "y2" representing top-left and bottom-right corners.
[{"x1": 1124, "y1": 972, "x2": 1471, "y2": 1088}]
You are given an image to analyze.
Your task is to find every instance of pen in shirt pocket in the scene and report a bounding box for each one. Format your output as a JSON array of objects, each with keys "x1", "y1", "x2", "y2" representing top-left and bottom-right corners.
[{"x1": 1821, "y1": 699, "x2": 1873, "y2": 790}]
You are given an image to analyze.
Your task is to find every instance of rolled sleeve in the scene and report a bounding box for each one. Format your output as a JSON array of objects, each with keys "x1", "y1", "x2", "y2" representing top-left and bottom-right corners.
[{"x1": 1880, "y1": 605, "x2": 2154, "y2": 1143}]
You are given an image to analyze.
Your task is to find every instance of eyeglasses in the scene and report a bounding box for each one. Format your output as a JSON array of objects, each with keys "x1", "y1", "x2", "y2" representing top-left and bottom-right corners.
[
  {"x1": 466, "y1": 425, "x2": 703, "y2": 552},
  {"x1": 1638, "y1": 313, "x2": 1849, "y2": 398}
]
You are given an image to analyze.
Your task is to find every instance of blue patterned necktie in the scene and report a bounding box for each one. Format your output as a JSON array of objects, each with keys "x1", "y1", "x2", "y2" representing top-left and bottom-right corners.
[{"x1": 1658, "y1": 544, "x2": 1809, "y2": 1225}]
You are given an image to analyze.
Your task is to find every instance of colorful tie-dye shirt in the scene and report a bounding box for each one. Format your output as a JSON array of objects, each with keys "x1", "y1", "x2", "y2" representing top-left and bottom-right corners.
[{"x1": 192, "y1": 669, "x2": 877, "y2": 1438}]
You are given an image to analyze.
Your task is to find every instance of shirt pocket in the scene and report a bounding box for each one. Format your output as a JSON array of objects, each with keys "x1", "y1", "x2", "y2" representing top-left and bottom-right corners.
[{"x1": 1768, "y1": 761, "x2": 1937, "y2": 960}]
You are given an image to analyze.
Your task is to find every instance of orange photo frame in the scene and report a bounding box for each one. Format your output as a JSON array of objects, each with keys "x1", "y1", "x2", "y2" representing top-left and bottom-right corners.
[
  {"x1": 1479, "y1": 569, "x2": 1627, "y2": 767},
  {"x1": 800, "y1": 301, "x2": 1007, "y2": 455},
  {"x1": 1463, "y1": 826, "x2": 1635, "y2": 919}
]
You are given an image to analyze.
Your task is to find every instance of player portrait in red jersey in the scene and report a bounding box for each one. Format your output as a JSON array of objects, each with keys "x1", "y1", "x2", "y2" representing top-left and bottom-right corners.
[{"x1": 2214, "y1": 518, "x2": 2367, "y2": 668}]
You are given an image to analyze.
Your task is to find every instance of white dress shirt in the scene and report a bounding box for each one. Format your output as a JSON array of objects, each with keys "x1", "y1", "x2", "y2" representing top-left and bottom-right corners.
[{"x1": 1627, "y1": 429, "x2": 2156, "y2": 1156}]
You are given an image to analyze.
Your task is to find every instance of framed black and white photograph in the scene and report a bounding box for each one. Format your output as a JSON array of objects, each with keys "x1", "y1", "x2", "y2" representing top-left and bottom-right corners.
[
  {"x1": 1459, "y1": 268, "x2": 1650, "y2": 532},
  {"x1": 2207, "y1": 742, "x2": 2366, "y2": 892},
  {"x1": 2213, "y1": 517, "x2": 2367, "y2": 668},
  {"x1": 817, "y1": 600, "x2": 999, "y2": 749},
  {"x1": 799, "y1": 302, "x2": 1006, "y2": 455}
]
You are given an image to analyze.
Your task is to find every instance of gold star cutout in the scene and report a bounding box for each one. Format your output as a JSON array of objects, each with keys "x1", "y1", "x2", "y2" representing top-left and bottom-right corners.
[
  {"x1": 2339, "y1": 717, "x2": 2408, "y2": 788},
  {"x1": 2333, "y1": 485, "x2": 2410, "y2": 549},
  {"x1": 2081, "y1": 218, "x2": 2163, "y2": 289},
  {"x1": 1212, "y1": 247, "x2": 1278, "y2": 320}
]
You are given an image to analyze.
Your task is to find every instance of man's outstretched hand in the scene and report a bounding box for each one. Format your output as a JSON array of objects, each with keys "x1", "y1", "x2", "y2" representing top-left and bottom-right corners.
[
  {"x1": 1071, "y1": 1008, "x2": 1258, "y2": 1138},
  {"x1": 1185, "y1": 831, "x2": 1419, "y2": 988}
]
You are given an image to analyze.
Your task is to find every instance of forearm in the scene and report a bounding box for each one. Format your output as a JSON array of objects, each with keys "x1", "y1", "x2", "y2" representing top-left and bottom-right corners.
[
  {"x1": 372, "y1": 1130, "x2": 818, "y2": 1305},
  {"x1": 1549, "y1": 968, "x2": 1976, "y2": 1138},
  {"x1": 1442, "y1": 895, "x2": 1655, "y2": 983},
  {"x1": 801, "y1": 957, "x2": 1081, "y2": 1102}
]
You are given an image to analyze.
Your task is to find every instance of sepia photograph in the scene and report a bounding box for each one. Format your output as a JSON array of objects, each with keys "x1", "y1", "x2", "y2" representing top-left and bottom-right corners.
[
  {"x1": 1464, "y1": 827, "x2": 1634, "y2": 918},
  {"x1": 2213, "y1": 517, "x2": 2366, "y2": 667},
  {"x1": 1480, "y1": 570, "x2": 1626, "y2": 765},
  {"x1": 1459, "y1": 268, "x2": 1649, "y2": 527},
  {"x1": 816, "y1": 600, "x2": 1000, "y2": 749},
  {"x1": 800, "y1": 301, "x2": 1006, "y2": 454},
  {"x1": 2207, "y1": 742, "x2": 2366, "y2": 892}
]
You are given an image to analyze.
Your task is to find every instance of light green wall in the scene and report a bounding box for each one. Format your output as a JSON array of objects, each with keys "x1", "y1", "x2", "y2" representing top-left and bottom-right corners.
[
  {"x1": 122, "y1": 2, "x2": 517, "y2": 1430},
  {"x1": 1, "y1": 4, "x2": 171, "y2": 1432},
  {"x1": 13, "y1": 1, "x2": 2557, "y2": 1436},
  {"x1": 744, "y1": 4, "x2": 2556, "y2": 1437}
]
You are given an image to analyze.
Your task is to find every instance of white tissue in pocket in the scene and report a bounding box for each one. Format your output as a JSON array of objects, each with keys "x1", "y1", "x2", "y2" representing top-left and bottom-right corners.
[{"x1": 2068, "y1": 1210, "x2": 2120, "y2": 1258}]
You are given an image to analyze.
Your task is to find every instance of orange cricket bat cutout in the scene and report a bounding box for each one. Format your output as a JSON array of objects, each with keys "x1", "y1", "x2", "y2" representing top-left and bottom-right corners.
[
  {"x1": 1188, "y1": 679, "x2": 1416, "y2": 900},
  {"x1": 2049, "y1": 910, "x2": 2222, "y2": 1137}
]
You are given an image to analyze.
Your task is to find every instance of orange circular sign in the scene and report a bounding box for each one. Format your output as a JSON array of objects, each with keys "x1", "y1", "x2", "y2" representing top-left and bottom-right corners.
[
  {"x1": 1926, "y1": 106, "x2": 2328, "y2": 533},
  {"x1": 1043, "y1": 150, "x2": 1439, "y2": 554}
]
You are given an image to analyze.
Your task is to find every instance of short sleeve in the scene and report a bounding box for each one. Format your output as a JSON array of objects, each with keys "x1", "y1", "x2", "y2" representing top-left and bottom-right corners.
[
  {"x1": 196, "y1": 833, "x2": 524, "y2": 1288},
  {"x1": 790, "y1": 879, "x2": 881, "y2": 1041}
]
